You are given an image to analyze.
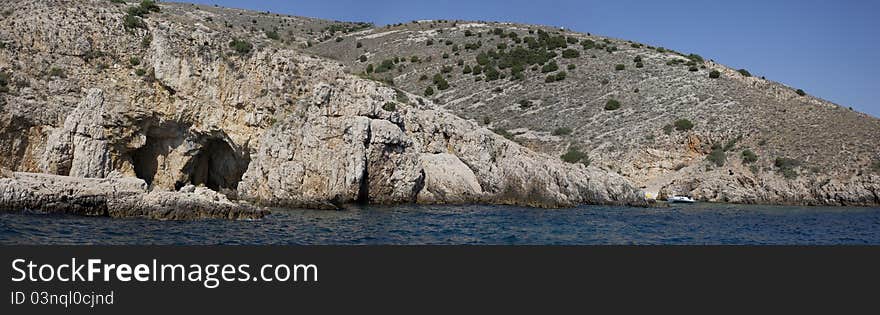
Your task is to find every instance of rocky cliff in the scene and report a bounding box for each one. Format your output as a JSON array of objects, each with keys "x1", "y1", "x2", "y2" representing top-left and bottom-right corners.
[
  {"x1": 0, "y1": 0, "x2": 645, "y2": 219},
  {"x1": 310, "y1": 19, "x2": 880, "y2": 206}
]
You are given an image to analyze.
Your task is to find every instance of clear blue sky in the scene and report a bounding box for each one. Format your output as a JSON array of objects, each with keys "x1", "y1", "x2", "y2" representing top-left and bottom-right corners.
[{"x1": 184, "y1": 0, "x2": 880, "y2": 117}]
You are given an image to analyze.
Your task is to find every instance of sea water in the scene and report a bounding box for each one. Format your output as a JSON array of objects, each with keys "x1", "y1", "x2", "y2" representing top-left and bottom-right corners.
[{"x1": 1, "y1": 203, "x2": 878, "y2": 245}]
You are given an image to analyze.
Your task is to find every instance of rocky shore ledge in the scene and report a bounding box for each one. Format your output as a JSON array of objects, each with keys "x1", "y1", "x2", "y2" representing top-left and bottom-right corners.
[{"x1": 0, "y1": 171, "x2": 267, "y2": 220}]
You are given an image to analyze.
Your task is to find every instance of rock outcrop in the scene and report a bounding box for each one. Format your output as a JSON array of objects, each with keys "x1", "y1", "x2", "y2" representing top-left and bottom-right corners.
[
  {"x1": 0, "y1": 1, "x2": 646, "y2": 219},
  {"x1": 0, "y1": 172, "x2": 266, "y2": 220}
]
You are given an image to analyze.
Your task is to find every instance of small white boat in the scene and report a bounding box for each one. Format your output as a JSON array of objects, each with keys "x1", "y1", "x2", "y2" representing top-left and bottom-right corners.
[{"x1": 667, "y1": 195, "x2": 696, "y2": 203}]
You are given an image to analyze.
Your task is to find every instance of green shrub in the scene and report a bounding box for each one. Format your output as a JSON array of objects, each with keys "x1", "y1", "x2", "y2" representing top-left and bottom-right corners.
[
  {"x1": 365, "y1": 64, "x2": 374, "y2": 73},
  {"x1": 674, "y1": 119, "x2": 694, "y2": 131},
  {"x1": 229, "y1": 39, "x2": 252, "y2": 55},
  {"x1": 0, "y1": 71, "x2": 10, "y2": 93},
  {"x1": 741, "y1": 150, "x2": 758, "y2": 164},
  {"x1": 567, "y1": 64, "x2": 576, "y2": 70},
  {"x1": 561, "y1": 147, "x2": 590, "y2": 166},
  {"x1": 382, "y1": 102, "x2": 397, "y2": 112},
  {"x1": 663, "y1": 124, "x2": 674, "y2": 135},
  {"x1": 737, "y1": 69, "x2": 752, "y2": 77},
  {"x1": 774, "y1": 157, "x2": 801, "y2": 179},
  {"x1": 555, "y1": 71, "x2": 567, "y2": 81},
  {"x1": 375, "y1": 59, "x2": 394, "y2": 73},
  {"x1": 633, "y1": 56, "x2": 642, "y2": 63},
  {"x1": 604, "y1": 99, "x2": 621, "y2": 111},
  {"x1": 110, "y1": 0, "x2": 126, "y2": 4},
  {"x1": 709, "y1": 70, "x2": 721, "y2": 78},
  {"x1": 140, "y1": 0, "x2": 159, "y2": 12},
  {"x1": 518, "y1": 100, "x2": 532, "y2": 109},
  {"x1": 123, "y1": 14, "x2": 147, "y2": 29},
  {"x1": 484, "y1": 66, "x2": 500, "y2": 81},
  {"x1": 135, "y1": 68, "x2": 146, "y2": 76},
  {"x1": 796, "y1": 89, "x2": 806, "y2": 96},
  {"x1": 129, "y1": 56, "x2": 140, "y2": 66},
  {"x1": 492, "y1": 128, "x2": 515, "y2": 140},
  {"x1": 615, "y1": 64, "x2": 625, "y2": 71},
  {"x1": 356, "y1": 42, "x2": 362, "y2": 48},
  {"x1": 48, "y1": 67, "x2": 66, "y2": 78},
  {"x1": 688, "y1": 66, "x2": 698, "y2": 72},
  {"x1": 635, "y1": 62, "x2": 644, "y2": 68},
  {"x1": 545, "y1": 74, "x2": 556, "y2": 83},
  {"x1": 265, "y1": 30, "x2": 280, "y2": 40},
  {"x1": 541, "y1": 61, "x2": 558, "y2": 73},
  {"x1": 706, "y1": 146, "x2": 726, "y2": 167},
  {"x1": 424, "y1": 86, "x2": 434, "y2": 96},
  {"x1": 871, "y1": 161, "x2": 880, "y2": 173},
  {"x1": 359, "y1": 55, "x2": 367, "y2": 62},
  {"x1": 552, "y1": 127, "x2": 573, "y2": 136},
  {"x1": 686, "y1": 53, "x2": 704, "y2": 63},
  {"x1": 562, "y1": 48, "x2": 580, "y2": 58},
  {"x1": 464, "y1": 30, "x2": 474, "y2": 37},
  {"x1": 426, "y1": 39, "x2": 434, "y2": 46},
  {"x1": 463, "y1": 65, "x2": 472, "y2": 74},
  {"x1": 441, "y1": 65, "x2": 453, "y2": 73}
]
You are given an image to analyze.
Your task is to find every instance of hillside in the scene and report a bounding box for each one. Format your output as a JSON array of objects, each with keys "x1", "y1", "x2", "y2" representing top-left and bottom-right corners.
[
  {"x1": 0, "y1": 0, "x2": 646, "y2": 218},
  {"x1": 307, "y1": 20, "x2": 880, "y2": 205}
]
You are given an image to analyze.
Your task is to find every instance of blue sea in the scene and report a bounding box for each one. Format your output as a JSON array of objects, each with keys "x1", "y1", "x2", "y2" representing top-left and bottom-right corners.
[{"x1": 1, "y1": 203, "x2": 879, "y2": 245}]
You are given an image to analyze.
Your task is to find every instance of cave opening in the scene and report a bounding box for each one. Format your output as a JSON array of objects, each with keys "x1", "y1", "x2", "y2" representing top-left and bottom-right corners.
[{"x1": 188, "y1": 138, "x2": 250, "y2": 191}]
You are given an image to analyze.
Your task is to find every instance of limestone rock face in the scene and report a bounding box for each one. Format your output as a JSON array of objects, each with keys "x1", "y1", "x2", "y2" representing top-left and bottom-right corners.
[
  {"x1": 237, "y1": 60, "x2": 645, "y2": 208},
  {"x1": 0, "y1": 0, "x2": 646, "y2": 218}
]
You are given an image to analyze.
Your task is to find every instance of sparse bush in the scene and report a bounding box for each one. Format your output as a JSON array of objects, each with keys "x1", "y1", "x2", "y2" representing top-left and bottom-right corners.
[
  {"x1": 48, "y1": 67, "x2": 66, "y2": 78},
  {"x1": 709, "y1": 70, "x2": 721, "y2": 78},
  {"x1": 552, "y1": 127, "x2": 573, "y2": 136},
  {"x1": 464, "y1": 30, "x2": 474, "y2": 37},
  {"x1": 123, "y1": 14, "x2": 147, "y2": 29},
  {"x1": 615, "y1": 64, "x2": 625, "y2": 71},
  {"x1": 871, "y1": 161, "x2": 880, "y2": 173},
  {"x1": 382, "y1": 102, "x2": 397, "y2": 112},
  {"x1": 561, "y1": 147, "x2": 590, "y2": 166},
  {"x1": 688, "y1": 66, "x2": 699, "y2": 72},
  {"x1": 375, "y1": 59, "x2": 395, "y2": 73},
  {"x1": 359, "y1": 55, "x2": 367, "y2": 62},
  {"x1": 635, "y1": 62, "x2": 644, "y2": 68},
  {"x1": 229, "y1": 38, "x2": 253, "y2": 55},
  {"x1": 706, "y1": 146, "x2": 726, "y2": 167},
  {"x1": 686, "y1": 53, "x2": 704, "y2": 63},
  {"x1": 426, "y1": 39, "x2": 434, "y2": 46},
  {"x1": 356, "y1": 42, "x2": 362, "y2": 48},
  {"x1": 335, "y1": 37, "x2": 344, "y2": 42},
  {"x1": 567, "y1": 64, "x2": 576, "y2": 70},
  {"x1": 604, "y1": 99, "x2": 621, "y2": 111},
  {"x1": 796, "y1": 89, "x2": 806, "y2": 96},
  {"x1": 562, "y1": 48, "x2": 580, "y2": 59},
  {"x1": 633, "y1": 56, "x2": 642, "y2": 63},
  {"x1": 741, "y1": 150, "x2": 758, "y2": 164},
  {"x1": 0, "y1": 71, "x2": 10, "y2": 93},
  {"x1": 774, "y1": 157, "x2": 801, "y2": 179},
  {"x1": 110, "y1": 0, "x2": 126, "y2": 4},
  {"x1": 541, "y1": 61, "x2": 558, "y2": 73},
  {"x1": 365, "y1": 64, "x2": 374, "y2": 73},
  {"x1": 663, "y1": 124, "x2": 674, "y2": 135},
  {"x1": 135, "y1": 68, "x2": 147, "y2": 76},
  {"x1": 129, "y1": 56, "x2": 140, "y2": 66},
  {"x1": 674, "y1": 119, "x2": 694, "y2": 131},
  {"x1": 737, "y1": 69, "x2": 752, "y2": 77},
  {"x1": 492, "y1": 128, "x2": 515, "y2": 140},
  {"x1": 518, "y1": 99, "x2": 532, "y2": 109},
  {"x1": 424, "y1": 86, "x2": 434, "y2": 96},
  {"x1": 463, "y1": 65, "x2": 472, "y2": 74},
  {"x1": 433, "y1": 74, "x2": 450, "y2": 90},
  {"x1": 555, "y1": 71, "x2": 567, "y2": 81},
  {"x1": 262, "y1": 30, "x2": 279, "y2": 41}
]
